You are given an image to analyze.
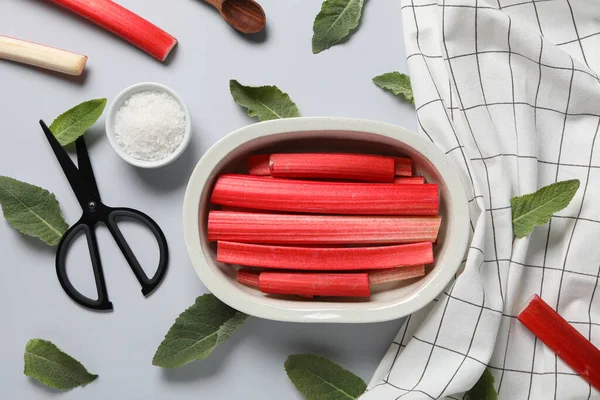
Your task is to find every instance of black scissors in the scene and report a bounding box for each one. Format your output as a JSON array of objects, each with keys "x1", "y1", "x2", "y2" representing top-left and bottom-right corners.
[{"x1": 40, "y1": 120, "x2": 169, "y2": 311}]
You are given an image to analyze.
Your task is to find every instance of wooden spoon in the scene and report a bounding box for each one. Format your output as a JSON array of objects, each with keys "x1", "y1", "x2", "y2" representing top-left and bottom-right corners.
[{"x1": 205, "y1": 0, "x2": 266, "y2": 34}]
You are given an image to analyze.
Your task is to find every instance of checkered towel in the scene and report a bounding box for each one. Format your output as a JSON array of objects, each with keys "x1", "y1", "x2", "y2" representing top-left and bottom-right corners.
[{"x1": 360, "y1": 1, "x2": 600, "y2": 399}]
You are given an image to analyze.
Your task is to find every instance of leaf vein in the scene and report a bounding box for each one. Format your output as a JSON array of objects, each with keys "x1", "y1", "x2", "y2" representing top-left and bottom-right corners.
[
  {"x1": 3, "y1": 186, "x2": 63, "y2": 238},
  {"x1": 305, "y1": 369, "x2": 356, "y2": 399},
  {"x1": 321, "y1": 0, "x2": 359, "y2": 41}
]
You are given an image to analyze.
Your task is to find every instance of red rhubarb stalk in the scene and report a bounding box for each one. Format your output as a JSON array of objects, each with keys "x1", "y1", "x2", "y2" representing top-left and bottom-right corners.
[
  {"x1": 237, "y1": 267, "x2": 425, "y2": 297},
  {"x1": 395, "y1": 157, "x2": 413, "y2": 177},
  {"x1": 210, "y1": 174, "x2": 439, "y2": 215},
  {"x1": 218, "y1": 205, "x2": 286, "y2": 214},
  {"x1": 208, "y1": 211, "x2": 441, "y2": 244},
  {"x1": 395, "y1": 176, "x2": 426, "y2": 184},
  {"x1": 517, "y1": 294, "x2": 600, "y2": 391},
  {"x1": 217, "y1": 241, "x2": 433, "y2": 270},
  {"x1": 237, "y1": 269, "x2": 314, "y2": 298},
  {"x1": 238, "y1": 267, "x2": 425, "y2": 288},
  {"x1": 48, "y1": 0, "x2": 177, "y2": 61},
  {"x1": 248, "y1": 154, "x2": 413, "y2": 179},
  {"x1": 237, "y1": 269, "x2": 260, "y2": 287},
  {"x1": 247, "y1": 155, "x2": 271, "y2": 175},
  {"x1": 259, "y1": 272, "x2": 370, "y2": 297},
  {"x1": 368, "y1": 265, "x2": 425, "y2": 285},
  {"x1": 269, "y1": 153, "x2": 395, "y2": 182}
]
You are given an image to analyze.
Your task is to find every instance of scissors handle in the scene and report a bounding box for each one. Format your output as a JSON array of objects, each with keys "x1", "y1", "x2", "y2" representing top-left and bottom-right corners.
[
  {"x1": 55, "y1": 207, "x2": 169, "y2": 311},
  {"x1": 105, "y1": 207, "x2": 169, "y2": 295},
  {"x1": 56, "y1": 222, "x2": 112, "y2": 310}
]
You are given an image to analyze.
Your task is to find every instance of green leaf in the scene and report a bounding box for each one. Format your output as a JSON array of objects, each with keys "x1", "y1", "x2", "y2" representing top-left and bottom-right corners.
[
  {"x1": 285, "y1": 354, "x2": 367, "y2": 400},
  {"x1": 229, "y1": 80, "x2": 300, "y2": 121},
  {"x1": 50, "y1": 98, "x2": 107, "y2": 146},
  {"x1": 511, "y1": 179, "x2": 580, "y2": 238},
  {"x1": 312, "y1": 0, "x2": 364, "y2": 54},
  {"x1": 465, "y1": 368, "x2": 497, "y2": 400},
  {"x1": 372, "y1": 72, "x2": 415, "y2": 104},
  {"x1": 0, "y1": 176, "x2": 68, "y2": 246},
  {"x1": 152, "y1": 294, "x2": 249, "y2": 368},
  {"x1": 24, "y1": 339, "x2": 98, "y2": 390}
]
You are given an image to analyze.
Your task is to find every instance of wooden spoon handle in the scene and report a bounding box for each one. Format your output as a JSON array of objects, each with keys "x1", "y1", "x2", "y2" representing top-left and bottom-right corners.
[
  {"x1": 205, "y1": 0, "x2": 225, "y2": 11},
  {"x1": 0, "y1": 36, "x2": 87, "y2": 76}
]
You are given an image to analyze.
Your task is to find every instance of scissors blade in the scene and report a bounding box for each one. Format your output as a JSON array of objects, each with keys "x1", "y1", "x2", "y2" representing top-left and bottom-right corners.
[
  {"x1": 75, "y1": 137, "x2": 101, "y2": 200},
  {"x1": 39, "y1": 120, "x2": 90, "y2": 206}
]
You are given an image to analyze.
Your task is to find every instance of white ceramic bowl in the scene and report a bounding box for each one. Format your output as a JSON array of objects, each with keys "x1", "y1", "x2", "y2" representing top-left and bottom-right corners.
[
  {"x1": 105, "y1": 82, "x2": 192, "y2": 168},
  {"x1": 183, "y1": 117, "x2": 469, "y2": 323}
]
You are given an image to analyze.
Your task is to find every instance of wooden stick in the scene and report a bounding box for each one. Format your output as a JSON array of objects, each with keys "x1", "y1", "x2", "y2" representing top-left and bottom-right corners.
[{"x1": 0, "y1": 36, "x2": 87, "y2": 76}]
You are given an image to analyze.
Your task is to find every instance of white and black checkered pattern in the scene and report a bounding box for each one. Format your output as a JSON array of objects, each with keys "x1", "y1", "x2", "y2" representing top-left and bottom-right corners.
[{"x1": 360, "y1": 1, "x2": 600, "y2": 399}]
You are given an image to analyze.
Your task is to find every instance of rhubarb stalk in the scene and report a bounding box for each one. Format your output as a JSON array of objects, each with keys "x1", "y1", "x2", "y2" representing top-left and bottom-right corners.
[
  {"x1": 395, "y1": 157, "x2": 413, "y2": 176},
  {"x1": 247, "y1": 155, "x2": 270, "y2": 175},
  {"x1": 237, "y1": 266, "x2": 425, "y2": 297},
  {"x1": 260, "y1": 272, "x2": 371, "y2": 297},
  {"x1": 269, "y1": 153, "x2": 395, "y2": 182},
  {"x1": 517, "y1": 294, "x2": 600, "y2": 391},
  {"x1": 237, "y1": 269, "x2": 314, "y2": 298},
  {"x1": 0, "y1": 36, "x2": 87, "y2": 76},
  {"x1": 218, "y1": 241, "x2": 433, "y2": 270},
  {"x1": 237, "y1": 269, "x2": 260, "y2": 287},
  {"x1": 48, "y1": 0, "x2": 177, "y2": 62},
  {"x1": 247, "y1": 153, "x2": 413, "y2": 180},
  {"x1": 208, "y1": 211, "x2": 441, "y2": 244},
  {"x1": 368, "y1": 265, "x2": 425, "y2": 285},
  {"x1": 210, "y1": 174, "x2": 439, "y2": 215},
  {"x1": 395, "y1": 176, "x2": 426, "y2": 184}
]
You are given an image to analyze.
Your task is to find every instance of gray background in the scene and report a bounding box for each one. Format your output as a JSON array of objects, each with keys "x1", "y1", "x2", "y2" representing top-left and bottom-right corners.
[{"x1": 0, "y1": 1, "x2": 416, "y2": 398}]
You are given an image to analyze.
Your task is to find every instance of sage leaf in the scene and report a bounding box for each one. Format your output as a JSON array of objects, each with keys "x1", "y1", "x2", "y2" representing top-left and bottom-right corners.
[
  {"x1": 230, "y1": 80, "x2": 300, "y2": 121},
  {"x1": 285, "y1": 354, "x2": 366, "y2": 400},
  {"x1": 0, "y1": 176, "x2": 68, "y2": 246},
  {"x1": 465, "y1": 368, "x2": 497, "y2": 400},
  {"x1": 511, "y1": 179, "x2": 580, "y2": 238},
  {"x1": 50, "y1": 98, "x2": 107, "y2": 146},
  {"x1": 152, "y1": 294, "x2": 249, "y2": 368},
  {"x1": 312, "y1": 0, "x2": 364, "y2": 54},
  {"x1": 373, "y1": 72, "x2": 414, "y2": 104},
  {"x1": 24, "y1": 339, "x2": 98, "y2": 390}
]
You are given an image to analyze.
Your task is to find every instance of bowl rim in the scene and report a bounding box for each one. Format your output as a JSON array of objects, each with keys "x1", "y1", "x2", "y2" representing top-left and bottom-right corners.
[
  {"x1": 105, "y1": 82, "x2": 192, "y2": 169},
  {"x1": 183, "y1": 117, "x2": 469, "y2": 323}
]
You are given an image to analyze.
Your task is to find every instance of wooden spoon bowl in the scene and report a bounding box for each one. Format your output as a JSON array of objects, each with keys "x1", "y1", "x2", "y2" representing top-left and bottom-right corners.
[{"x1": 205, "y1": 0, "x2": 266, "y2": 34}]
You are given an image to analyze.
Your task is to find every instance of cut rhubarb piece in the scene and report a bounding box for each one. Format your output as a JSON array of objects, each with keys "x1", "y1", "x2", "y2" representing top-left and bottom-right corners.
[
  {"x1": 269, "y1": 153, "x2": 395, "y2": 182},
  {"x1": 395, "y1": 176, "x2": 426, "y2": 184},
  {"x1": 237, "y1": 269, "x2": 260, "y2": 287},
  {"x1": 218, "y1": 205, "x2": 282, "y2": 213},
  {"x1": 259, "y1": 272, "x2": 371, "y2": 297},
  {"x1": 237, "y1": 269, "x2": 313, "y2": 298},
  {"x1": 210, "y1": 174, "x2": 439, "y2": 215},
  {"x1": 217, "y1": 241, "x2": 433, "y2": 270},
  {"x1": 49, "y1": 0, "x2": 177, "y2": 62},
  {"x1": 517, "y1": 294, "x2": 600, "y2": 391},
  {"x1": 238, "y1": 266, "x2": 425, "y2": 298},
  {"x1": 247, "y1": 155, "x2": 271, "y2": 175},
  {"x1": 395, "y1": 157, "x2": 413, "y2": 177},
  {"x1": 368, "y1": 265, "x2": 425, "y2": 285},
  {"x1": 218, "y1": 205, "x2": 308, "y2": 216},
  {"x1": 248, "y1": 153, "x2": 413, "y2": 183},
  {"x1": 208, "y1": 211, "x2": 441, "y2": 244}
]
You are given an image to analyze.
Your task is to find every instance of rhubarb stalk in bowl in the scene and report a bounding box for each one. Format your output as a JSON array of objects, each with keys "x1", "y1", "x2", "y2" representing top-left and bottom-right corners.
[{"x1": 182, "y1": 118, "x2": 469, "y2": 323}]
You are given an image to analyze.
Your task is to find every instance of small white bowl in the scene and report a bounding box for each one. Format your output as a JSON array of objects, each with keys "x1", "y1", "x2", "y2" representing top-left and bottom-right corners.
[
  {"x1": 105, "y1": 82, "x2": 192, "y2": 168},
  {"x1": 183, "y1": 117, "x2": 469, "y2": 323}
]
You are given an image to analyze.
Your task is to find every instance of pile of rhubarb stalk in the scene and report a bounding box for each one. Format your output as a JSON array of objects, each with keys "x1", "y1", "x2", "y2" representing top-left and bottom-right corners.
[{"x1": 207, "y1": 153, "x2": 442, "y2": 299}]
